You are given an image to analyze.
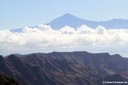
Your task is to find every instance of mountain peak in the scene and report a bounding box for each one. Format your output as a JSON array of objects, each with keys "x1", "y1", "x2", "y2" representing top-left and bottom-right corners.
[
  {"x1": 63, "y1": 13, "x2": 73, "y2": 16},
  {"x1": 53, "y1": 13, "x2": 80, "y2": 22},
  {"x1": 48, "y1": 14, "x2": 128, "y2": 29},
  {"x1": 62, "y1": 13, "x2": 79, "y2": 19},
  {"x1": 48, "y1": 13, "x2": 85, "y2": 29}
]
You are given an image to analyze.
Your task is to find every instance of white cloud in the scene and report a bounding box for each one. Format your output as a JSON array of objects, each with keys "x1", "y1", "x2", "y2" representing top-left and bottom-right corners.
[{"x1": 0, "y1": 25, "x2": 128, "y2": 57}]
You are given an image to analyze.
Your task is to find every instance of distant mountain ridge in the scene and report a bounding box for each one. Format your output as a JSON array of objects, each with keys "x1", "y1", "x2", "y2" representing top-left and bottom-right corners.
[
  {"x1": 0, "y1": 51, "x2": 128, "y2": 85},
  {"x1": 48, "y1": 13, "x2": 128, "y2": 29},
  {"x1": 12, "y1": 13, "x2": 128, "y2": 32}
]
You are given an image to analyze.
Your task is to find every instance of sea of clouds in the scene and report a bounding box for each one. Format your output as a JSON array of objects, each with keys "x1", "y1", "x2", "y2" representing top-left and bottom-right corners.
[{"x1": 0, "y1": 25, "x2": 128, "y2": 57}]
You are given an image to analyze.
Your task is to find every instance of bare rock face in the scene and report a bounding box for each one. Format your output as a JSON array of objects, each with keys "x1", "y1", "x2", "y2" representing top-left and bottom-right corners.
[{"x1": 0, "y1": 51, "x2": 128, "y2": 85}]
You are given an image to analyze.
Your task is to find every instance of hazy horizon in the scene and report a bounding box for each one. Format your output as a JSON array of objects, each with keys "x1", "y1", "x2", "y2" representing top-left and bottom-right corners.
[
  {"x1": 0, "y1": 0, "x2": 128, "y2": 29},
  {"x1": 0, "y1": 0, "x2": 128, "y2": 57}
]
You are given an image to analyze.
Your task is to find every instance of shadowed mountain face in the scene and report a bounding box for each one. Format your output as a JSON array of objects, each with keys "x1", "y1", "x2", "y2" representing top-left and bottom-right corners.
[
  {"x1": 48, "y1": 13, "x2": 128, "y2": 29},
  {"x1": 0, "y1": 73, "x2": 27, "y2": 85},
  {"x1": 0, "y1": 51, "x2": 128, "y2": 85}
]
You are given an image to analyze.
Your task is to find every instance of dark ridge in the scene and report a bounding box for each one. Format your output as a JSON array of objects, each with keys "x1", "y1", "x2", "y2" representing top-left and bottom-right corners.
[
  {"x1": 0, "y1": 73, "x2": 27, "y2": 85},
  {"x1": 0, "y1": 55, "x2": 13, "y2": 76},
  {"x1": 0, "y1": 51, "x2": 128, "y2": 85}
]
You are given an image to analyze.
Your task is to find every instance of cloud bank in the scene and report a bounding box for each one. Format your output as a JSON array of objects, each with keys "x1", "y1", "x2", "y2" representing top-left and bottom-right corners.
[{"x1": 0, "y1": 25, "x2": 128, "y2": 57}]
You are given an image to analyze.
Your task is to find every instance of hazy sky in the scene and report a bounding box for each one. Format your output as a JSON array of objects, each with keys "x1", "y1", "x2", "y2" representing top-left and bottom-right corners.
[
  {"x1": 0, "y1": 1, "x2": 128, "y2": 56},
  {"x1": 0, "y1": 0, "x2": 128, "y2": 29}
]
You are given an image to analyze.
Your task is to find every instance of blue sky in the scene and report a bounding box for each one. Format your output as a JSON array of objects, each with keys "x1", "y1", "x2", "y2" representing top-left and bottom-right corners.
[
  {"x1": 0, "y1": 0, "x2": 128, "y2": 57},
  {"x1": 0, "y1": 0, "x2": 128, "y2": 29}
]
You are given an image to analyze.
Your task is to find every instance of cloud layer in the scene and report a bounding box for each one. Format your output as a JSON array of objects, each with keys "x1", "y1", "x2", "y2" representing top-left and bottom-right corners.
[{"x1": 0, "y1": 25, "x2": 128, "y2": 57}]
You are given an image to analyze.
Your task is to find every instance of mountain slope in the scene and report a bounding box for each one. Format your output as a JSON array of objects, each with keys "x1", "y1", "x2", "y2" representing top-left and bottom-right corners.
[
  {"x1": 0, "y1": 73, "x2": 27, "y2": 85},
  {"x1": 12, "y1": 14, "x2": 128, "y2": 32},
  {"x1": 97, "y1": 74, "x2": 128, "y2": 85},
  {"x1": 0, "y1": 51, "x2": 128, "y2": 85},
  {"x1": 48, "y1": 13, "x2": 128, "y2": 29}
]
